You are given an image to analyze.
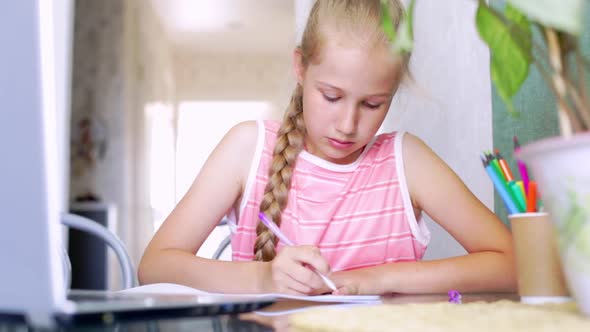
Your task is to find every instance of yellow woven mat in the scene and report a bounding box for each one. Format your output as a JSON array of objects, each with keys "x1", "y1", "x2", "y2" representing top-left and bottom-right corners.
[{"x1": 289, "y1": 300, "x2": 590, "y2": 332}]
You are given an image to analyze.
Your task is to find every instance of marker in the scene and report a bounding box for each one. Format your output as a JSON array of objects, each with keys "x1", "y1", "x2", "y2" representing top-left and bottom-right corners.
[
  {"x1": 526, "y1": 181, "x2": 538, "y2": 212},
  {"x1": 514, "y1": 136, "x2": 530, "y2": 193},
  {"x1": 258, "y1": 212, "x2": 338, "y2": 292},
  {"x1": 509, "y1": 181, "x2": 527, "y2": 213},
  {"x1": 516, "y1": 181, "x2": 526, "y2": 202},
  {"x1": 481, "y1": 154, "x2": 519, "y2": 215},
  {"x1": 494, "y1": 148, "x2": 514, "y2": 182},
  {"x1": 487, "y1": 153, "x2": 520, "y2": 211},
  {"x1": 488, "y1": 152, "x2": 507, "y2": 182}
]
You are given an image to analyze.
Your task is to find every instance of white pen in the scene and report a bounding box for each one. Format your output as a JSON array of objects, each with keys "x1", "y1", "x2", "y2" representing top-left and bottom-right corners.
[{"x1": 258, "y1": 212, "x2": 338, "y2": 292}]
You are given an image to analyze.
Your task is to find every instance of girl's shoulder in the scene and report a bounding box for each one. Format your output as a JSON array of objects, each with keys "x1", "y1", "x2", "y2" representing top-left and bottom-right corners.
[
  {"x1": 262, "y1": 119, "x2": 281, "y2": 132},
  {"x1": 375, "y1": 130, "x2": 425, "y2": 153},
  {"x1": 228, "y1": 119, "x2": 281, "y2": 158},
  {"x1": 370, "y1": 130, "x2": 406, "y2": 156},
  {"x1": 224, "y1": 120, "x2": 259, "y2": 148},
  {"x1": 219, "y1": 120, "x2": 261, "y2": 186},
  {"x1": 376, "y1": 131, "x2": 434, "y2": 171},
  {"x1": 396, "y1": 132, "x2": 433, "y2": 160}
]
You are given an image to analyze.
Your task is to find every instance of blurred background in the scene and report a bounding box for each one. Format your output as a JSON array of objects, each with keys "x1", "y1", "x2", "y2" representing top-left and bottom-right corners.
[{"x1": 68, "y1": 0, "x2": 297, "y2": 289}]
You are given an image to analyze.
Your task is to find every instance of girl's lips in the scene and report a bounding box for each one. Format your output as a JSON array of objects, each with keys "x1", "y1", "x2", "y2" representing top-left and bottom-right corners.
[{"x1": 328, "y1": 138, "x2": 354, "y2": 149}]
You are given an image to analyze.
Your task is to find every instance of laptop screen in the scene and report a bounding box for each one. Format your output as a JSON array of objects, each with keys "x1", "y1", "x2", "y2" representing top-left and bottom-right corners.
[{"x1": 0, "y1": 0, "x2": 74, "y2": 322}]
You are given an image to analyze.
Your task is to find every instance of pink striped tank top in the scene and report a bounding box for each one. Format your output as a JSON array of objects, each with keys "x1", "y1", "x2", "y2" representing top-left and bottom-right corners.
[{"x1": 228, "y1": 120, "x2": 430, "y2": 271}]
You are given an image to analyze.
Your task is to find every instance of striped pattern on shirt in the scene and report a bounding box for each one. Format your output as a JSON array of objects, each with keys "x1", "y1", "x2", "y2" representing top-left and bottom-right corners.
[{"x1": 228, "y1": 120, "x2": 430, "y2": 271}]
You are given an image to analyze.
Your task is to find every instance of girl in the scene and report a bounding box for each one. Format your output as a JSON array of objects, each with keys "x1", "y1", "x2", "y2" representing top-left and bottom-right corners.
[{"x1": 138, "y1": 0, "x2": 516, "y2": 296}]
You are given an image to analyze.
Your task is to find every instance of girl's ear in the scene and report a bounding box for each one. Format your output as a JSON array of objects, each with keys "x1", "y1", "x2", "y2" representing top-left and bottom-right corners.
[{"x1": 293, "y1": 48, "x2": 305, "y2": 85}]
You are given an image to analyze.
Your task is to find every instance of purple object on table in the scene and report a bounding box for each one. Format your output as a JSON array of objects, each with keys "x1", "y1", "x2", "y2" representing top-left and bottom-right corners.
[{"x1": 448, "y1": 290, "x2": 462, "y2": 304}]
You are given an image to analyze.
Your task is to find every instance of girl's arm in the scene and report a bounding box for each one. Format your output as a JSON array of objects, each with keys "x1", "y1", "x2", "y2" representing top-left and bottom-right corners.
[
  {"x1": 138, "y1": 121, "x2": 270, "y2": 293},
  {"x1": 333, "y1": 133, "x2": 517, "y2": 295},
  {"x1": 138, "y1": 120, "x2": 331, "y2": 295}
]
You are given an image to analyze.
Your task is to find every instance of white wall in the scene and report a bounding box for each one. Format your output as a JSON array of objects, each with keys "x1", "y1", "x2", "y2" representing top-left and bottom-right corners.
[
  {"x1": 382, "y1": 0, "x2": 493, "y2": 259},
  {"x1": 294, "y1": 0, "x2": 494, "y2": 260},
  {"x1": 173, "y1": 50, "x2": 292, "y2": 120},
  {"x1": 295, "y1": 0, "x2": 314, "y2": 43}
]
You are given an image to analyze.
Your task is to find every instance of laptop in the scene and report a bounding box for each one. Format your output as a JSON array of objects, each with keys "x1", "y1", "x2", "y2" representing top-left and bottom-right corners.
[{"x1": 0, "y1": 0, "x2": 274, "y2": 328}]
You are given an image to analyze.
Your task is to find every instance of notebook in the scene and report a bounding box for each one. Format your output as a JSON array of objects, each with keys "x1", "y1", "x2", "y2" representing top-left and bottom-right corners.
[
  {"x1": 121, "y1": 283, "x2": 382, "y2": 304},
  {"x1": 0, "y1": 1, "x2": 273, "y2": 327}
]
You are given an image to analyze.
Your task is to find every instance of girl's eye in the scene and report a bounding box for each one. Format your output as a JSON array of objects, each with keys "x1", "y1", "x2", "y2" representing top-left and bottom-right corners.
[
  {"x1": 323, "y1": 94, "x2": 340, "y2": 102},
  {"x1": 364, "y1": 102, "x2": 382, "y2": 109}
]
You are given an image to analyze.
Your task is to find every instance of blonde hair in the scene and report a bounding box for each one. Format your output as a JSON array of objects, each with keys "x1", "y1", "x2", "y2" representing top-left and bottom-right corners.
[{"x1": 254, "y1": 0, "x2": 407, "y2": 261}]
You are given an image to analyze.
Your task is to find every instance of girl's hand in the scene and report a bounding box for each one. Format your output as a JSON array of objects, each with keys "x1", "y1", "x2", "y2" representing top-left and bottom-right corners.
[
  {"x1": 332, "y1": 284, "x2": 359, "y2": 296},
  {"x1": 330, "y1": 268, "x2": 383, "y2": 295},
  {"x1": 331, "y1": 275, "x2": 360, "y2": 296},
  {"x1": 264, "y1": 245, "x2": 332, "y2": 295}
]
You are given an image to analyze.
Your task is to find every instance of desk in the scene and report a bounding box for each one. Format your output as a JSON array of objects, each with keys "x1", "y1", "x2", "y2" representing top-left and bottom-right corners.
[
  {"x1": 0, "y1": 293, "x2": 518, "y2": 331},
  {"x1": 241, "y1": 292, "x2": 520, "y2": 331}
]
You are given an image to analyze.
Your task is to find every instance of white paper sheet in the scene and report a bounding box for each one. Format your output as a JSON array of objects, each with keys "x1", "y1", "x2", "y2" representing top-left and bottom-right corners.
[
  {"x1": 253, "y1": 303, "x2": 374, "y2": 316},
  {"x1": 120, "y1": 283, "x2": 382, "y2": 304}
]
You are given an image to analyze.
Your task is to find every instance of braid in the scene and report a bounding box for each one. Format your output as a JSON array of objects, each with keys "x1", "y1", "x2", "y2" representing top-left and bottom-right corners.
[{"x1": 254, "y1": 84, "x2": 305, "y2": 261}]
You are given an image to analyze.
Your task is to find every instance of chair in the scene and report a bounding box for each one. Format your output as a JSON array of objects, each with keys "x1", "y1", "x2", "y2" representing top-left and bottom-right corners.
[
  {"x1": 61, "y1": 212, "x2": 230, "y2": 290},
  {"x1": 61, "y1": 213, "x2": 137, "y2": 290},
  {"x1": 212, "y1": 217, "x2": 232, "y2": 260}
]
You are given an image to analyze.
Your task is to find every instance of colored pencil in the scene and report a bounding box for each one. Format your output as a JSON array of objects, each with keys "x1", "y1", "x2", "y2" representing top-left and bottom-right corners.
[
  {"x1": 526, "y1": 181, "x2": 538, "y2": 212},
  {"x1": 495, "y1": 148, "x2": 514, "y2": 182}
]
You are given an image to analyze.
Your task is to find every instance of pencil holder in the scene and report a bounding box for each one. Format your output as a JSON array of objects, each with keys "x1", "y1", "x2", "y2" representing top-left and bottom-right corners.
[{"x1": 508, "y1": 212, "x2": 570, "y2": 304}]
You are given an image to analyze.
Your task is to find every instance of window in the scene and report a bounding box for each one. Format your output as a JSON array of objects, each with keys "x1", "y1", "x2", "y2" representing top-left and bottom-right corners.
[
  {"x1": 145, "y1": 103, "x2": 176, "y2": 231},
  {"x1": 148, "y1": 101, "x2": 272, "y2": 259},
  {"x1": 175, "y1": 101, "x2": 272, "y2": 200}
]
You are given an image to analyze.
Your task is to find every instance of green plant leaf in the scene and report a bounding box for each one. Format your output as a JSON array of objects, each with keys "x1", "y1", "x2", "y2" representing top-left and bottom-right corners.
[
  {"x1": 505, "y1": 4, "x2": 532, "y2": 54},
  {"x1": 380, "y1": 0, "x2": 396, "y2": 42},
  {"x1": 476, "y1": 2, "x2": 532, "y2": 116},
  {"x1": 506, "y1": 0, "x2": 585, "y2": 36},
  {"x1": 381, "y1": 0, "x2": 415, "y2": 54},
  {"x1": 391, "y1": 0, "x2": 415, "y2": 54}
]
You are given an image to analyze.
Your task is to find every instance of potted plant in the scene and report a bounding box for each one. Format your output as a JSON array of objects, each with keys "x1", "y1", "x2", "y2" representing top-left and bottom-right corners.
[{"x1": 382, "y1": 0, "x2": 590, "y2": 315}]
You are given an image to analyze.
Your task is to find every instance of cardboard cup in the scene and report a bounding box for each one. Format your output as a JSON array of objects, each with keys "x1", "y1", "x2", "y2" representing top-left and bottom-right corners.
[{"x1": 509, "y1": 212, "x2": 570, "y2": 302}]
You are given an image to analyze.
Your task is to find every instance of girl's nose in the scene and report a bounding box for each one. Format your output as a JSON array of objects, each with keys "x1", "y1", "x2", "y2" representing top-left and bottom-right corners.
[{"x1": 335, "y1": 104, "x2": 358, "y2": 136}]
